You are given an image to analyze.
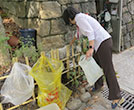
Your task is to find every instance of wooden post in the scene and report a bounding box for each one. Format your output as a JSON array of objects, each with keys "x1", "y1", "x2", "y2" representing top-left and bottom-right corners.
[{"x1": 66, "y1": 45, "x2": 70, "y2": 79}]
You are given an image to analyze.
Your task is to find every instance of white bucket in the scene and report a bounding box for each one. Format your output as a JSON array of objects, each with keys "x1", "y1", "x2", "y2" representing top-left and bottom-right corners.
[
  {"x1": 79, "y1": 55, "x2": 103, "y2": 86},
  {"x1": 36, "y1": 103, "x2": 60, "y2": 110}
]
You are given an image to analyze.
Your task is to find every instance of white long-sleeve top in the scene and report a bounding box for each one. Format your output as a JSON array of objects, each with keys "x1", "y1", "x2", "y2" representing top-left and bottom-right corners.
[{"x1": 75, "y1": 13, "x2": 111, "y2": 52}]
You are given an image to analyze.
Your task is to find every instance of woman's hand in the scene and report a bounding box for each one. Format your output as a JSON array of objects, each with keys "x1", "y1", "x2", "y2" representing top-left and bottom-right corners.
[
  {"x1": 86, "y1": 48, "x2": 94, "y2": 59},
  {"x1": 86, "y1": 40, "x2": 94, "y2": 59}
]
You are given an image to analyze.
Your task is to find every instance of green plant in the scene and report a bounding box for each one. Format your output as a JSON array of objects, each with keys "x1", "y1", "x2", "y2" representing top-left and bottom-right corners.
[
  {"x1": 13, "y1": 41, "x2": 43, "y2": 65},
  {"x1": 0, "y1": 32, "x2": 12, "y2": 66},
  {"x1": 68, "y1": 68, "x2": 88, "y2": 88},
  {"x1": 74, "y1": 37, "x2": 89, "y2": 54},
  {"x1": 69, "y1": 71, "x2": 86, "y2": 88},
  {"x1": 0, "y1": 33, "x2": 11, "y2": 55},
  {"x1": 82, "y1": 37, "x2": 89, "y2": 54},
  {"x1": 69, "y1": 71, "x2": 79, "y2": 87}
]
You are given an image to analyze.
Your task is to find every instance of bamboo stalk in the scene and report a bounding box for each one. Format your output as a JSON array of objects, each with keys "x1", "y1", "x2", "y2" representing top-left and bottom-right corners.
[
  {"x1": 12, "y1": 57, "x2": 16, "y2": 64},
  {"x1": 65, "y1": 74, "x2": 82, "y2": 86},
  {"x1": 0, "y1": 75, "x2": 8, "y2": 80},
  {"x1": 0, "y1": 103, "x2": 3, "y2": 110},
  {"x1": 72, "y1": 45, "x2": 76, "y2": 70},
  {"x1": 53, "y1": 49, "x2": 55, "y2": 59},
  {"x1": 78, "y1": 41, "x2": 81, "y2": 74},
  {"x1": 51, "y1": 49, "x2": 54, "y2": 59},
  {"x1": 62, "y1": 70, "x2": 70, "y2": 74},
  {"x1": 77, "y1": 54, "x2": 81, "y2": 74},
  {"x1": 15, "y1": 57, "x2": 18, "y2": 62},
  {"x1": 25, "y1": 57, "x2": 35, "y2": 100},
  {"x1": 62, "y1": 65, "x2": 79, "y2": 74},
  {"x1": 61, "y1": 53, "x2": 80, "y2": 61},
  {"x1": 66, "y1": 45, "x2": 70, "y2": 79},
  {"x1": 56, "y1": 49, "x2": 59, "y2": 60},
  {"x1": 7, "y1": 97, "x2": 37, "y2": 110},
  {"x1": 25, "y1": 57, "x2": 29, "y2": 66},
  {"x1": 83, "y1": 39, "x2": 87, "y2": 51},
  {"x1": 72, "y1": 45, "x2": 76, "y2": 82},
  {"x1": 12, "y1": 57, "x2": 18, "y2": 64}
]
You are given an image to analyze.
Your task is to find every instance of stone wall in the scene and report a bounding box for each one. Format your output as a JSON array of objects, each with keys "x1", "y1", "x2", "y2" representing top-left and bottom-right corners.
[
  {"x1": 121, "y1": 0, "x2": 134, "y2": 51},
  {"x1": 0, "y1": 0, "x2": 96, "y2": 52},
  {"x1": 0, "y1": 16, "x2": 10, "y2": 66}
]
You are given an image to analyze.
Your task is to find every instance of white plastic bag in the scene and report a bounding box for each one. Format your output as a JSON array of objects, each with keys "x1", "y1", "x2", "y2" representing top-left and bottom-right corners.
[
  {"x1": 109, "y1": 0, "x2": 119, "y2": 3},
  {"x1": 105, "y1": 11, "x2": 111, "y2": 22},
  {"x1": 1, "y1": 62, "x2": 34, "y2": 105},
  {"x1": 79, "y1": 55, "x2": 103, "y2": 86},
  {"x1": 36, "y1": 103, "x2": 60, "y2": 110}
]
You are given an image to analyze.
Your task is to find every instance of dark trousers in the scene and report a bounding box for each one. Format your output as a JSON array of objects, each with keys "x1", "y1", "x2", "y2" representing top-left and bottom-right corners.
[{"x1": 93, "y1": 38, "x2": 122, "y2": 100}]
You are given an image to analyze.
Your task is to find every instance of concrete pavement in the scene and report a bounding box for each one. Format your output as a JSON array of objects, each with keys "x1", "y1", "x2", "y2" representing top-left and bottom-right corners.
[{"x1": 113, "y1": 47, "x2": 134, "y2": 94}]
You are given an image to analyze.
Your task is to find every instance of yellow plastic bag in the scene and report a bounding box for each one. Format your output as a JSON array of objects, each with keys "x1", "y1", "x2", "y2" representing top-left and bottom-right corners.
[
  {"x1": 37, "y1": 84, "x2": 72, "y2": 109},
  {"x1": 30, "y1": 55, "x2": 72, "y2": 110}
]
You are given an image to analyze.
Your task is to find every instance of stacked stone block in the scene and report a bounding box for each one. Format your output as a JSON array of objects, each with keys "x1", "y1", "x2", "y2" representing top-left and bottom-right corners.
[{"x1": 1, "y1": 0, "x2": 96, "y2": 52}]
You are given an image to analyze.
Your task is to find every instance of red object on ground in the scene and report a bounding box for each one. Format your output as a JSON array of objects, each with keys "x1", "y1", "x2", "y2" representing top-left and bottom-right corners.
[
  {"x1": 6, "y1": 32, "x2": 19, "y2": 47},
  {"x1": 7, "y1": 35, "x2": 19, "y2": 47}
]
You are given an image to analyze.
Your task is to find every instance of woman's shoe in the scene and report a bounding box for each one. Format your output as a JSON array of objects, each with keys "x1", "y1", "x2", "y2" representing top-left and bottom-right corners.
[
  {"x1": 111, "y1": 102, "x2": 118, "y2": 109},
  {"x1": 111, "y1": 97, "x2": 125, "y2": 109},
  {"x1": 111, "y1": 103, "x2": 124, "y2": 110},
  {"x1": 90, "y1": 85, "x2": 104, "y2": 92},
  {"x1": 90, "y1": 86, "x2": 96, "y2": 92}
]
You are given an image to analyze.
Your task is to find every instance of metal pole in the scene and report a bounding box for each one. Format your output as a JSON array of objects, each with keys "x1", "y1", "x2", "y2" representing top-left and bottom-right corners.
[{"x1": 118, "y1": 0, "x2": 123, "y2": 52}]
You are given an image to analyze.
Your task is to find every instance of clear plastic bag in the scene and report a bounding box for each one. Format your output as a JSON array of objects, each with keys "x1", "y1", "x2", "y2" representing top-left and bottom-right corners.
[
  {"x1": 1, "y1": 62, "x2": 34, "y2": 105},
  {"x1": 79, "y1": 55, "x2": 103, "y2": 86}
]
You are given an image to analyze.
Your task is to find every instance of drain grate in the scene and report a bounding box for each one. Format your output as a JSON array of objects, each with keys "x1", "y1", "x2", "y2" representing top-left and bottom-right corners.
[{"x1": 101, "y1": 87, "x2": 134, "y2": 110}]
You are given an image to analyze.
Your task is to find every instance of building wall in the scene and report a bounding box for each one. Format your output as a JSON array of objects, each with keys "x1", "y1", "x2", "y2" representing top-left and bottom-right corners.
[
  {"x1": 121, "y1": 0, "x2": 134, "y2": 51},
  {"x1": 0, "y1": 0, "x2": 96, "y2": 52}
]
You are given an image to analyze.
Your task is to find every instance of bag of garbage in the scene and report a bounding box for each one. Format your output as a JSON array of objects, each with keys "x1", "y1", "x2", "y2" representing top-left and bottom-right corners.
[
  {"x1": 1, "y1": 62, "x2": 34, "y2": 105},
  {"x1": 79, "y1": 55, "x2": 103, "y2": 86},
  {"x1": 30, "y1": 54, "x2": 72, "y2": 109}
]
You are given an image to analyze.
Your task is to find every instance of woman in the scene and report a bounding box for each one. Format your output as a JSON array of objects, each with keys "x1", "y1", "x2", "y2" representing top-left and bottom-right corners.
[{"x1": 62, "y1": 7, "x2": 124, "y2": 109}]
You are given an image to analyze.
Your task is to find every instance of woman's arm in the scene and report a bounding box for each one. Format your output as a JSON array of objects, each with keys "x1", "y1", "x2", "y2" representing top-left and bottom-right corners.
[{"x1": 76, "y1": 18, "x2": 95, "y2": 59}]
